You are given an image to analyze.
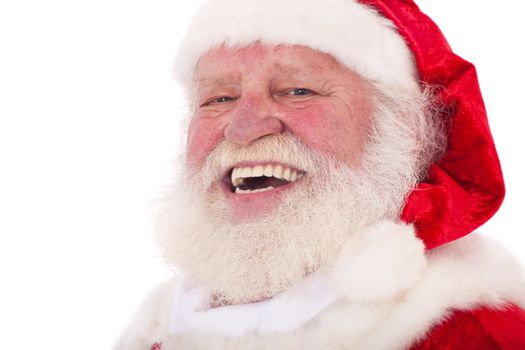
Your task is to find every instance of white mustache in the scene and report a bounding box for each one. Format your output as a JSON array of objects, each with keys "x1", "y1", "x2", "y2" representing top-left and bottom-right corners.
[{"x1": 191, "y1": 134, "x2": 325, "y2": 189}]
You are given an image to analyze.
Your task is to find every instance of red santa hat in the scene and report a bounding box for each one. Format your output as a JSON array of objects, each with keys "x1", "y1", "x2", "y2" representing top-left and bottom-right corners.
[{"x1": 174, "y1": 0, "x2": 505, "y2": 249}]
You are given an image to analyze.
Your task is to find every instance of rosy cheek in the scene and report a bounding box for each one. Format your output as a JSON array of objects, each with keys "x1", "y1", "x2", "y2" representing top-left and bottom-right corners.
[
  {"x1": 285, "y1": 101, "x2": 372, "y2": 164},
  {"x1": 186, "y1": 116, "x2": 226, "y2": 167},
  {"x1": 285, "y1": 104, "x2": 342, "y2": 152}
]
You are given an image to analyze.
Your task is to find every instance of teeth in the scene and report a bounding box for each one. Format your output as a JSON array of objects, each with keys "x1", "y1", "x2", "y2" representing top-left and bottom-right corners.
[
  {"x1": 282, "y1": 167, "x2": 292, "y2": 182},
  {"x1": 274, "y1": 165, "x2": 283, "y2": 179},
  {"x1": 253, "y1": 186, "x2": 273, "y2": 193},
  {"x1": 230, "y1": 163, "x2": 305, "y2": 193},
  {"x1": 252, "y1": 165, "x2": 264, "y2": 177},
  {"x1": 232, "y1": 168, "x2": 244, "y2": 187},
  {"x1": 263, "y1": 164, "x2": 273, "y2": 177},
  {"x1": 235, "y1": 186, "x2": 274, "y2": 194},
  {"x1": 232, "y1": 168, "x2": 239, "y2": 186},
  {"x1": 290, "y1": 170, "x2": 298, "y2": 182},
  {"x1": 241, "y1": 167, "x2": 252, "y2": 178}
]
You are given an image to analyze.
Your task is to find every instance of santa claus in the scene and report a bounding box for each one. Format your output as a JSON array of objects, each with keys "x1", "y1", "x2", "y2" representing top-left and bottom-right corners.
[{"x1": 116, "y1": 0, "x2": 525, "y2": 349}]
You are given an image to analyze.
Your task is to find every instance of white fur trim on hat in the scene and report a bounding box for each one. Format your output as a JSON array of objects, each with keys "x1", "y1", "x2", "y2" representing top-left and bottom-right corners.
[{"x1": 174, "y1": 0, "x2": 419, "y2": 92}]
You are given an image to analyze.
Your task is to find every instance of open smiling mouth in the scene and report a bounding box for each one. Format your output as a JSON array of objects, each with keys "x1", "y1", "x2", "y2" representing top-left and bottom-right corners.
[{"x1": 225, "y1": 163, "x2": 306, "y2": 194}]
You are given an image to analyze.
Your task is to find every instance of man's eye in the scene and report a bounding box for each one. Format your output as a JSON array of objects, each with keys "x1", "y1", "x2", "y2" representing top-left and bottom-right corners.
[
  {"x1": 285, "y1": 88, "x2": 314, "y2": 96},
  {"x1": 202, "y1": 96, "x2": 236, "y2": 107},
  {"x1": 214, "y1": 96, "x2": 234, "y2": 103}
]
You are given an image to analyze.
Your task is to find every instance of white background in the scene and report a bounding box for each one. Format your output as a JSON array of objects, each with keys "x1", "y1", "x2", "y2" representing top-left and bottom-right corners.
[{"x1": 0, "y1": 1, "x2": 523, "y2": 349}]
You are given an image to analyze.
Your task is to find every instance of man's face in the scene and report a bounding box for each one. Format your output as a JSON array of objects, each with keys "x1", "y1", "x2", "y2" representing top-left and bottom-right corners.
[
  {"x1": 158, "y1": 43, "x2": 420, "y2": 305},
  {"x1": 187, "y1": 43, "x2": 373, "y2": 221}
]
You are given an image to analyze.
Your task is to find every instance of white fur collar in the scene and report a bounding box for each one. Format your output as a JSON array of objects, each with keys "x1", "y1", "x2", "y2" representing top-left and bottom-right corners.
[
  {"x1": 170, "y1": 271, "x2": 340, "y2": 337},
  {"x1": 115, "y1": 221, "x2": 525, "y2": 350}
]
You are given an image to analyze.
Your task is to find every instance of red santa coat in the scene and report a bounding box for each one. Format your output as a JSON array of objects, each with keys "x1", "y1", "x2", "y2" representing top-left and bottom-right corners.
[{"x1": 411, "y1": 305, "x2": 525, "y2": 349}]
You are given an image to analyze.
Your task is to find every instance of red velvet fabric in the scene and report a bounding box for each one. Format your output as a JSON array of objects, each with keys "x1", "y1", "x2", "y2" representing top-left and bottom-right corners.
[
  {"x1": 409, "y1": 305, "x2": 525, "y2": 349},
  {"x1": 359, "y1": 0, "x2": 506, "y2": 249}
]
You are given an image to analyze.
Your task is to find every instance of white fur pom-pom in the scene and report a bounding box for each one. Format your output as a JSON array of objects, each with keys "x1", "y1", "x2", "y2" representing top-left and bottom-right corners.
[{"x1": 331, "y1": 221, "x2": 427, "y2": 302}]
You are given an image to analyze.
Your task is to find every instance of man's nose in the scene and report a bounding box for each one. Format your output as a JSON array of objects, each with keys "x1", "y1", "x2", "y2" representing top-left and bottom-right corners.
[{"x1": 224, "y1": 95, "x2": 284, "y2": 146}]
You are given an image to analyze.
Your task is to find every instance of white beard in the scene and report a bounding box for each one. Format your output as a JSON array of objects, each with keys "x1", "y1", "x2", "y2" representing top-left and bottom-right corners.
[{"x1": 156, "y1": 95, "x2": 429, "y2": 306}]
